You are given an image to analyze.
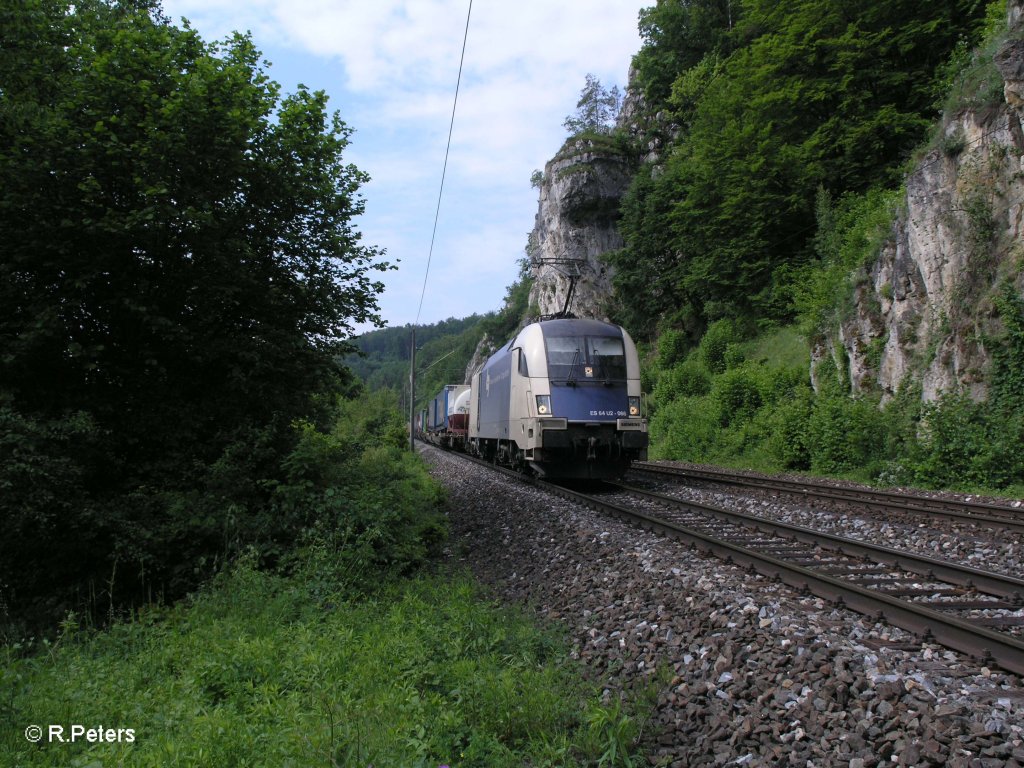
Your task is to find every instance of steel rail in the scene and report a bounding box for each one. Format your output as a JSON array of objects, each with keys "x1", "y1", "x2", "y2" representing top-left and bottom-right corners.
[
  {"x1": 608, "y1": 482, "x2": 1024, "y2": 600},
  {"x1": 542, "y1": 480, "x2": 1024, "y2": 677},
  {"x1": 420, "y1": 444, "x2": 1024, "y2": 676},
  {"x1": 632, "y1": 462, "x2": 1024, "y2": 533}
]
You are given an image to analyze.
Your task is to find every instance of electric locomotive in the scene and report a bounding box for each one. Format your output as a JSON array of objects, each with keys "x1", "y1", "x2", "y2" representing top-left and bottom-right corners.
[{"x1": 468, "y1": 318, "x2": 647, "y2": 480}]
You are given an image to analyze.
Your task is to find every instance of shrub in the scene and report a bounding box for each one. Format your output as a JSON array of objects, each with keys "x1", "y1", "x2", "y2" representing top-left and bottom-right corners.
[
  {"x1": 656, "y1": 329, "x2": 690, "y2": 368},
  {"x1": 711, "y1": 367, "x2": 764, "y2": 426},
  {"x1": 653, "y1": 359, "x2": 712, "y2": 405},
  {"x1": 698, "y1": 319, "x2": 740, "y2": 374},
  {"x1": 807, "y1": 394, "x2": 887, "y2": 476},
  {"x1": 765, "y1": 387, "x2": 815, "y2": 470},
  {"x1": 650, "y1": 396, "x2": 720, "y2": 461}
]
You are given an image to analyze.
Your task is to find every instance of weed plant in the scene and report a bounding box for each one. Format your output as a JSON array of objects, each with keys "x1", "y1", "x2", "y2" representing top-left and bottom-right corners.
[
  {"x1": 2, "y1": 390, "x2": 646, "y2": 767},
  {"x1": 2, "y1": 562, "x2": 643, "y2": 767}
]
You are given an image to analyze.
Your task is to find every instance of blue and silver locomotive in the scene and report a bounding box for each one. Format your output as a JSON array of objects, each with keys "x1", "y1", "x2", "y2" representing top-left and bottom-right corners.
[{"x1": 468, "y1": 318, "x2": 648, "y2": 480}]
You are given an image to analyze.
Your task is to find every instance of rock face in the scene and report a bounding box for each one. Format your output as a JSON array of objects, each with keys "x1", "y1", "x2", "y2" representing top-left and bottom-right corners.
[
  {"x1": 527, "y1": 136, "x2": 633, "y2": 319},
  {"x1": 463, "y1": 331, "x2": 499, "y2": 385},
  {"x1": 527, "y1": 70, "x2": 654, "y2": 320},
  {"x1": 818, "y1": 2, "x2": 1024, "y2": 402}
]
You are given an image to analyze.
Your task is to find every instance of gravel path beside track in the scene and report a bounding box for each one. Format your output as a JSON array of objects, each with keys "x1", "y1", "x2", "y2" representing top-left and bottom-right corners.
[{"x1": 423, "y1": 446, "x2": 1024, "y2": 767}]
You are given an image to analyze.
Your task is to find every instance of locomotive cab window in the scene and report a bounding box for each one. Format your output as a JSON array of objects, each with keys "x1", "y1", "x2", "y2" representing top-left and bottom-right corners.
[
  {"x1": 545, "y1": 336, "x2": 582, "y2": 382},
  {"x1": 545, "y1": 334, "x2": 626, "y2": 382},
  {"x1": 589, "y1": 337, "x2": 626, "y2": 380}
]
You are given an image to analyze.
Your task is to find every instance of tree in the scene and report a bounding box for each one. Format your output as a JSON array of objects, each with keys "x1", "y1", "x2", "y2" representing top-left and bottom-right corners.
[
  {"x1": 612, "y1": 0, "x2": 991, "y2": 331},
  {"x1": 563, "y1": 73, "x2": 622, "y2": 135},
  {"x1": 0, "y1": 0, "x2": 390, "y2": 624},
  {"x1": 632, "y1": 0, "x2": 738, "y2": 104}
]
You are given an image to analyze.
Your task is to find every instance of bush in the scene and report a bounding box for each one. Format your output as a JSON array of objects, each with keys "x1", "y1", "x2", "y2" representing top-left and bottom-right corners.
[
  {"x1": 650, "y1": 396, "x2": 720, "y2": 461},
  {"x1": 275, "y1": 392, "x2": 446, "y2": 595},
  {"x1": 807, "y1": 394, "x2": 887, "y2": 476},
  {"x1": 698, "y1": 319, "x2": 740, "y2": 374},
  {"x1": 882, "y1": 393, "x2": 1024, "y2": 493},
  {"x1": 653, "y1": 359, "x2": 712, "y2": 405},
  {"x1": 765, "y1": 388, "x2": 815, "y2": 470},
  {"x1": 656, "y1": 329, "x2": 690, "y2": 368},
  {"x1": 711, "y1": 367, "x2": 764, "y2": 426}
]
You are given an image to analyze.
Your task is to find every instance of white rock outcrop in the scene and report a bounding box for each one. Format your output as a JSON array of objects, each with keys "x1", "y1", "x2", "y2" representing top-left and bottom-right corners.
[
  {"x1": 819, "y1": 2, "x2": 1024, "y2": 402},
  {"x1": 527, "y1": 137, "x2": 633, "y2": 319}
]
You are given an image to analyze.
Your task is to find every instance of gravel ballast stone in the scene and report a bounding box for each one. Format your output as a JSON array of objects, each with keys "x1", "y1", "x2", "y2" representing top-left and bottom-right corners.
[{"x1": 422, "y1": 446, "x2": 1024, "y2": 767}]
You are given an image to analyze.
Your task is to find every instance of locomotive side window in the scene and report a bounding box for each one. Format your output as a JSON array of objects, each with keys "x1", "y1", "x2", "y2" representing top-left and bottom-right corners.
[{"x1": 515, "y1": 348, "x2": 529, "y2": 376}]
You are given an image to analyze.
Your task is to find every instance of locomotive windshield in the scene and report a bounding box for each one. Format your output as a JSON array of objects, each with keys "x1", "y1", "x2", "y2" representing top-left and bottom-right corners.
[{"x1": 546, "y1": 335, "x2": 627, "y2": 382}]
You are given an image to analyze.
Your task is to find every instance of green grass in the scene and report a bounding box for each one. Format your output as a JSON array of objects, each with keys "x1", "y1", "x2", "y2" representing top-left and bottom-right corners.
[
  {"x1": 737, "y1": 326, "x2": 809, "y2": 371},
  {"x1": 2, "y1": 559, "x2": 643, "y2": 767}
]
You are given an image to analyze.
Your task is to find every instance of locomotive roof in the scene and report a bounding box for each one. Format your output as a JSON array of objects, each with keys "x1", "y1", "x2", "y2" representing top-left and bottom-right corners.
[{"x1": 532, "y1": 318, "x2": 623, "y2": 337}]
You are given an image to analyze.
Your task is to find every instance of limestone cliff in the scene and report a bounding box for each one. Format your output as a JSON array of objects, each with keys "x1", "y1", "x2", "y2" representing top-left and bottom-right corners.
[
  {"x1": 526, "y1": 136, "x2": 633, "y2": 319},
  {"x1": 525, "y1": 72, "x2": 655, "y2": 320},
  {"x1": 817, "y1": 1, "x2": 1024, "y2": 402}
]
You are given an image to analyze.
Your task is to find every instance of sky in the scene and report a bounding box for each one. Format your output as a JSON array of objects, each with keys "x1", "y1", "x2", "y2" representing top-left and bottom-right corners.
[{"x1": 158, "y1": 0, "x2": 649, "y2": 332}]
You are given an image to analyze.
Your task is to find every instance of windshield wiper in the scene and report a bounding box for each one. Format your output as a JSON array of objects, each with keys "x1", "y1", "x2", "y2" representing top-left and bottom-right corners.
[{"x1": 565, "y1": 348, "x2": 581, "y2": 387}]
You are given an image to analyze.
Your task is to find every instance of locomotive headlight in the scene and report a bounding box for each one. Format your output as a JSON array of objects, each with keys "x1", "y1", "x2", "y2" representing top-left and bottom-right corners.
[
  {"x1": 628, "y1": 396, "x2": 641, "y2": 417},
  {"x1": 536, "y1": 395, "x2": 552, "y2": 415}
]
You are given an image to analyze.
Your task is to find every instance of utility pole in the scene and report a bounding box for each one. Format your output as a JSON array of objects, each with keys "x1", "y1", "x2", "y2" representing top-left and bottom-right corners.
[{"x1": 409, "y1": 327, "x2": 416, "y2": 451}]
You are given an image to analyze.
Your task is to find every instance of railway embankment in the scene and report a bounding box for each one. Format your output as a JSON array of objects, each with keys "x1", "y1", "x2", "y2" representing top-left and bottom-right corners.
[{"x1": 424, "y1": 446, "x2": 1024, "y2": 767}]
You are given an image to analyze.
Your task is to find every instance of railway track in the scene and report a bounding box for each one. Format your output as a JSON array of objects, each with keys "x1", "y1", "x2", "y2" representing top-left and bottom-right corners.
[
  {"x1": 632, "y1": 461, "x2": 1024, "y2": 533},
  {"x1": 570, "y1": 479, "x2": 1024, "y2": 676},
  {"x1": 426, "y1": 444, "x2": 1024, "y2": 675}
]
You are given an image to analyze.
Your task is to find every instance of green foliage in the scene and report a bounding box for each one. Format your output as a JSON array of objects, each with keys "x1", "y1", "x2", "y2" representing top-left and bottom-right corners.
[
  {"x1": 806, "y1": 394, "x2": 887, "y2": 476},
  {"x1": 270, "y1": 390, "x2": 446, "y2": 595},
  {"x1": 697, "y1": 319, "x2": 740, "y2": 374},
  {"x1": 656, "y1": 328, "x2": 690, "y2": 368},
  {"x1": 636, "y1": 4, "x2": 1020, "y2": 493},
  {"x1": 991, "y1": 284, "x2": 1024, "y2": 414},
  {"x1": 648, "y1": 297, "x2": 1024, "y2": 493},
  {"x1": 885, "y1": 286, "x2": 1024, "y2": 491},
  {"x1": 764, "y1": 388, "x2": 815, "y2": 470},
  {"x1": 894, "y1": 393, "x2": 991, "y2": 487},
  {"x1": 581, "y1": 700, "x2": 640, "y2": 768},
  {"x1": 649, "y1": 395, "x2": 721, "y2": 461},
  {"x1": 347, "y1": 314, "x2": 484, "y2": 392},
  {"x1": 933, "y1": 0, "x2": 1010, "y2": 116},
  {"x1": 1, "y1": 567, "x2": 643, "y2": 767},
  {"x1": 711, "y1": 367, "x2": 764, "y2": 426},
  {"x1": 563, "y1": 74, "x2": 622, "y2": 136},
  {"x1": 795, "y1": 187, "x2": 901, "y2": 336},
  {"x1": 653, "y1": 359, "x2": 712, "y2": 406},
  {"x1": 632, "y1": 0, "x2": 738, "y2": 105},
  {"x1": 612, "y1": 0, "x2": 988, "y2": 332},
  {"x1": 0, "y1": 0, "x2": 393, "y2": 629},
  {"x1": 648, "y1": 325, "x2": 811, "y2": 467}
]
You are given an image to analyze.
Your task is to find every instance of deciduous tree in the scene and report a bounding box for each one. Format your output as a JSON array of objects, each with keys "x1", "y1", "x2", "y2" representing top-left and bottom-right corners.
[{"x1": 0, "y1": 0, "x2": 389, "y2": 624}]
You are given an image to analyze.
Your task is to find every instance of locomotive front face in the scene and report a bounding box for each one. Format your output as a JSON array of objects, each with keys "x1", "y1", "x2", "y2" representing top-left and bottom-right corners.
[
  {"x1": 542, "y1": 326, "x2": 631, "y2": 421},
  {"x1": 468, "y1": 318, "x2": 647, "y2": 480},
  {"x1": 528, "y1": 320, "x2": 648, "y2": 479}
]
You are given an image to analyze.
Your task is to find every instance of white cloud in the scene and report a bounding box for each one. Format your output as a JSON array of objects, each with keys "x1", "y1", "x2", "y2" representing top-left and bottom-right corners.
[{"x1": 159, "y1": 0, "x2": 648, "y2": 328}]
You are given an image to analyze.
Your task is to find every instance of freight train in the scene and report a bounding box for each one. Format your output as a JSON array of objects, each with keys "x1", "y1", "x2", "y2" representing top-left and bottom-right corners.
[{"x1": 422, "y1": 318, "x2": 648, "y2": 480}]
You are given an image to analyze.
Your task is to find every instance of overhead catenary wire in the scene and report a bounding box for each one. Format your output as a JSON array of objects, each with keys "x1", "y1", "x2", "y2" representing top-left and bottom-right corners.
[
  {"x1": 409, "y1": 0, "x2": 473, "y2": 450},
  {"x1": 414, "y1": 0, "x2": 473, "y2": 327}
]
